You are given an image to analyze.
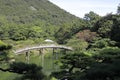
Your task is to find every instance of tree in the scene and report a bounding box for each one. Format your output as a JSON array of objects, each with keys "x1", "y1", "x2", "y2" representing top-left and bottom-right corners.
[
  {"x1": 76, "y1": 29, "x2": 97, "y2": 42},
  {"x1": 27, "y1": 26, "x2": 42, "y2": 39},
  {"x1": 0, "y1": 40, "x2": 12, "y2": 62},
  {"x1": 84, "y1": 11, "x2": 101, "y2": 28},
  {"x1": 93, "y1": 14, "x2": 120, "y2": 42},
  {"x1": 0, "y1": 40, "x2": 45, "y2": 80},
  {"x1": 67, "y1": 38, "x2": 88, "y2": 51},
  {"x1": 0, "y1": 62, "x2": 45, "y2": 80},
  {"x1": 54, "y1": 26, "x2": 71, "y2": 44},
  {"x1": 85, "y1": 47, "x2": 120, "y2": 80},
  {"x1": 97, "y1": 20, "x2": 113, "y2": 38},
  {"x1": 10, "y1": 62, "x2": 45, "y2": 80},
  {"x1": 90, "y1": 38, "x2": 116, "y2": 49},
  {"x1": 51, "y1": 51, "x2": 93, "y2": 80},
  {"x1": 51, "y1": 46, "x2": 120, "y2": 80},
  {"x1": 54, "y1": 21, "x2": 86, "y2": 44}
]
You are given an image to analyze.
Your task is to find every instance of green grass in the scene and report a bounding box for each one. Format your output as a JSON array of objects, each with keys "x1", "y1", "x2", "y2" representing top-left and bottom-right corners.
[{"x1": 0, "y1": 71, "x2": 21, "y2": 80}]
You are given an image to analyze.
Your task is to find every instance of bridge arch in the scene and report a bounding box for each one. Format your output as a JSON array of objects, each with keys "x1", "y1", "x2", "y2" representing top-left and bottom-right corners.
[
  {"x1": 14, "y1": 44, "x2": 73, "y2": 65},
  {"x1": 14, "y1": 44, "x2": 73, "y2": 54}
]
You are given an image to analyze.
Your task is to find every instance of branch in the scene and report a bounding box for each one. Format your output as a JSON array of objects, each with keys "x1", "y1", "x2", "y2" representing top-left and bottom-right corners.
[
  {"x1": 0, "y1": 67, "x2": 26, "y2": 74},
  {"x1": 0, "y1": 67, "x2": 12, "y2": 72},
  {"x1": 68, "y1": 65, "x2": 74, "y2": 73}
]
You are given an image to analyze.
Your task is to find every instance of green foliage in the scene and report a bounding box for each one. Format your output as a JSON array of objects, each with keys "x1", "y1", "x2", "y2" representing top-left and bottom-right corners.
[
  {"x1": 51, "y1": 51, "x2": 93, "y2": 80},
  {"x1": 9, "y1": 62, "x2": 45, "y2": 80},
  {"x1": 61, "y1": 52, "x2": 92, "y2": 70},
  {"x1": 0, "y1": 40, "x2": 13, "y2": 62},
  {"x1": 0, "y1": 0, "x2": 78, "y2": 24},
  {"x1": 93, "y1": 14, "x2": 120, "y2": 42},
  {"x1": 0, "y1": 1, "x2": 120, "y2": 80},
  {"x1": 51, "y1": 44, "x2": 120, "y2": 80},
  {"x1": 51, "y1": 5, "x2": 120, "y2": 80},
  {"x1": 54, "y1": 20, "x2": 86, "y2": 44},
  {"x1": 67, "y1": 39, "x2": 88, "y2": 51},
  {"x1": 54, "y1": 27, "x2": 69, "y2": 44},
  {"x1": 84, "y1": 11, "x2": 101, "y2": 28},
  {"x1": 85, "y1": 47, "x2": 120, "y2": 80},
  {"x1": 0, "y1": 40, "x2": 12, "y2": 50},
  {"x1": 98, "y1": 20, "x2": 113, "y2": 37},
  {"x1": 90, "y1": 38, "x2": 116, "y2": 49},
  {"x1": 0, "y1": 0, "x2": 83, "y2": 42},
  {"x1": 0, "y1": 40, "x2": 46, "y2": 80}
]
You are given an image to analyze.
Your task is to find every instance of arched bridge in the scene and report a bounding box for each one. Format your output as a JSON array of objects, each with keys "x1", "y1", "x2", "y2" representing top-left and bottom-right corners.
[
  {"x1": 14, "y1": 44, "x2": 73, "y2": 64},
  {"x1": 14, "y1": 44, "x2": 73, "y2": 54}
]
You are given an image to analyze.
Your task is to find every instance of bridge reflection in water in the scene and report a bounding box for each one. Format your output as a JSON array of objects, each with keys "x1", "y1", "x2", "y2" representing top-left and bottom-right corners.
[{"x1": 14, "y1": 44, "x2": 73, "y2": 70}]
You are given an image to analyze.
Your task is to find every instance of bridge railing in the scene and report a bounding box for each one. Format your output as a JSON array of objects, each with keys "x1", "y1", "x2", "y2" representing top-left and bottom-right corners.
[{"x1": 14, "y1": 44, "x2": 73, "y2": 54}]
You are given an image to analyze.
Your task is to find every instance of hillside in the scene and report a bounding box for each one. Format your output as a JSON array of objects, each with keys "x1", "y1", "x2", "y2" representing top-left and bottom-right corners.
[
  {"x1": 0, "y1": 0, "x2": 79, "y2": 24},
  {"x1": 0, "y1": 0, "x2": 85, "y2": 42}
]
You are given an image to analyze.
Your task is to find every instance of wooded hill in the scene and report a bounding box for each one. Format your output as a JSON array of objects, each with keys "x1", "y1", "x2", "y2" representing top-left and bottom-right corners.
[
  {"x1": 0, "y1": 0, "x2": 80, "y2": 24},
  {"x1": 0, "y1": 0, "x2": 85, "y2": 42}
]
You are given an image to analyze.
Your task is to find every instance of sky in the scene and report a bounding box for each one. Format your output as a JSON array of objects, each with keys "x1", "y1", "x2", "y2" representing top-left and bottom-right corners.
[{"x1": 49, "y1": 0, "x2": 119, "y2": 18}]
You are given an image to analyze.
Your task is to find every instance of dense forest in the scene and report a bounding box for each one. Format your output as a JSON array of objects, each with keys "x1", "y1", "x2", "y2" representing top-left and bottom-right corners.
[
  {"x1": 0, "y1": 0, "x2": 84, "y2": 42},
  {"x1": 0, "y1": 0, "x2": 120, "y2": 80}
]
